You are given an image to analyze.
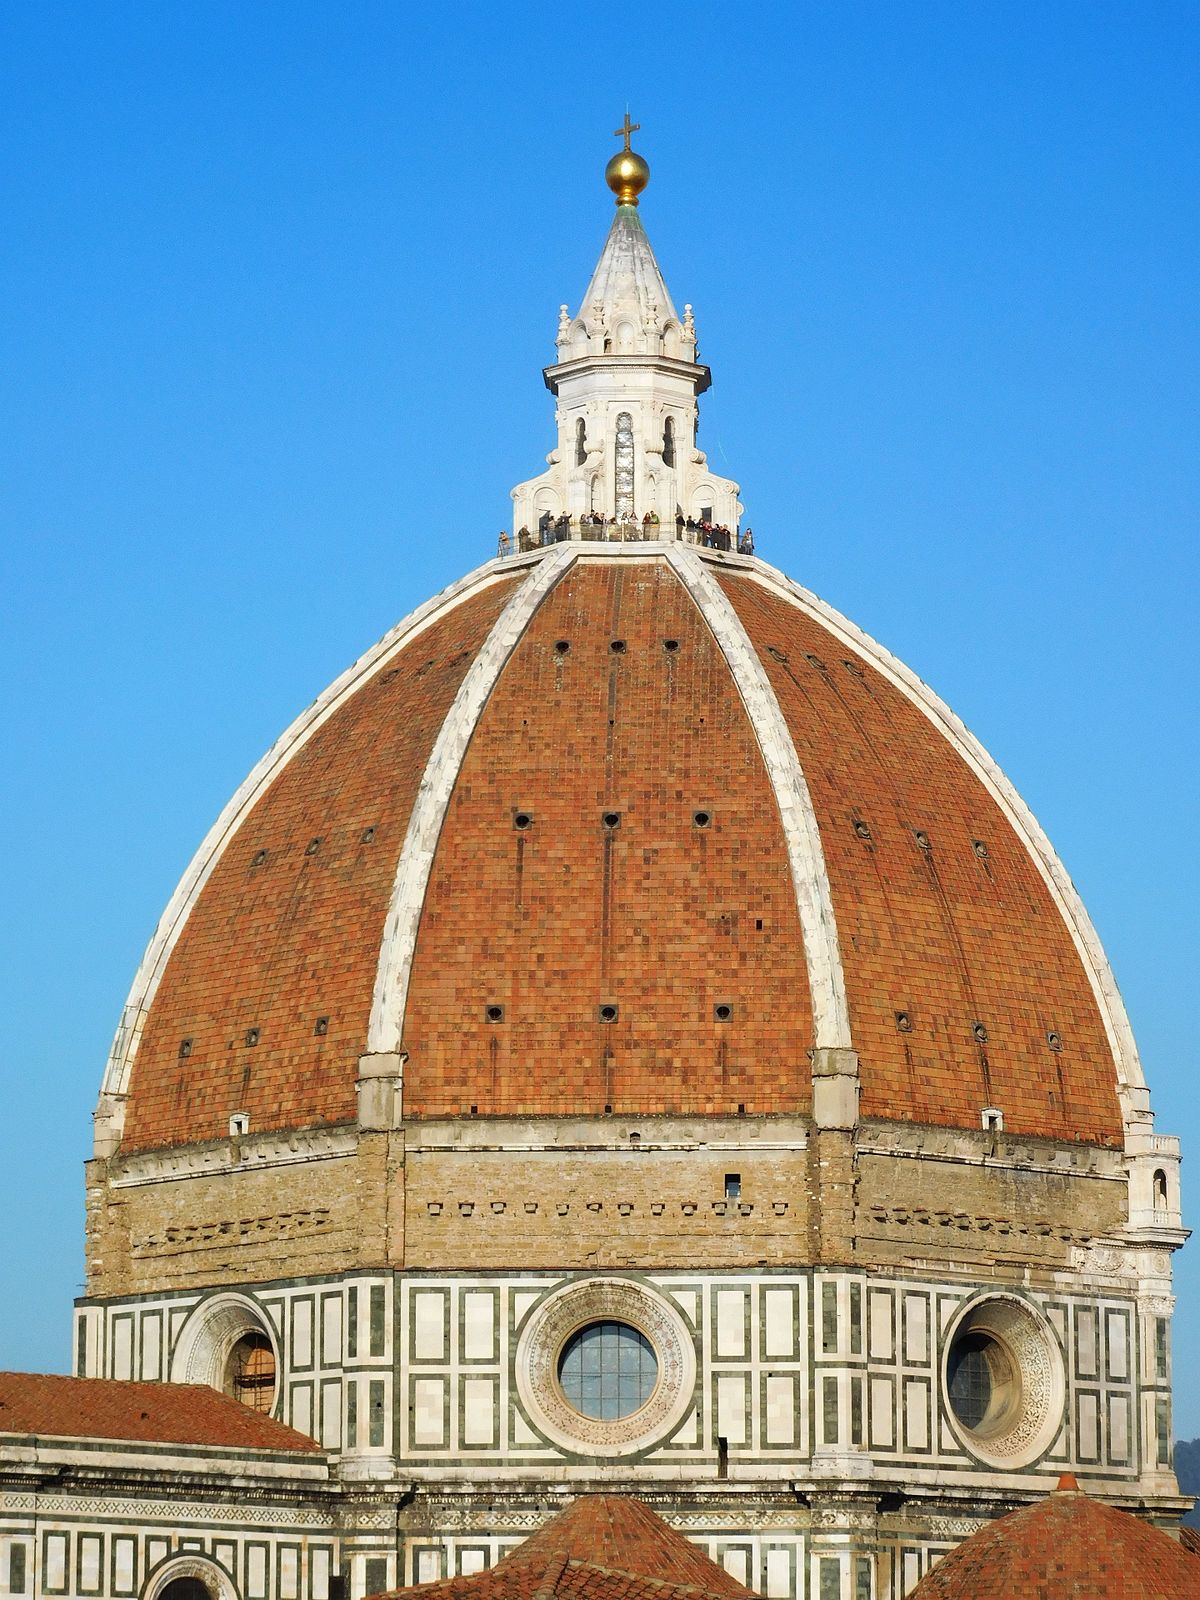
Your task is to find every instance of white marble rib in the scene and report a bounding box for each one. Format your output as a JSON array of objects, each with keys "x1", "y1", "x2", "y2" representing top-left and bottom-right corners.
[
  {"x1": 727, "y1": 554, "x2": 1148, "y2": 1127},
  {"x1": 365, "y1": 545, "x2": 576, "y2": 1055},
  {"x1": 665, "y1": 545, "x2": 853, "y2": 1050}
]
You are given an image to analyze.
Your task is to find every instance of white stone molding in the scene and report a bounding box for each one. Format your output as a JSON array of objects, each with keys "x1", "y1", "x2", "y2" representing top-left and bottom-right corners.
[
  {"x1": 143, "y1": 1554, "x2": 238, "y2": 1600},
  {"x1": 367, "y1": 544, "x2": 576, "y2": 1054},
  {"x1": 1069, "y1": 1240, "x2": 1141, "y2": 1280},
  {"x1": 513, "y1": 1276, "x2": 697, "y2": 1457},
  {"x1": 110, "y1": 1125, "x2": 357, "y2": 1188},
  {"x1": 665, "y1": 545, "x2": 852, "y2": 1049},
  {"x1": 724, "y1": 555, "x2": 1150, "y2": 1127},
  {"x1": 97, "y1": 555, "x2": 535, "y2": 1144},
  {"x1": 1143, "y1": 1294, "x2": 1176, "y2": 1318},
  {"x1": 0, "y1": 1490, "x2": 330, "y2": 1521}
]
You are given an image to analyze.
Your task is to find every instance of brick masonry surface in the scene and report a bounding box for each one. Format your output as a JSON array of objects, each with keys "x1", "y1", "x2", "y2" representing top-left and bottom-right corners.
[
  {"x1": 718, "y1": 573, "x2": 1123, "y2": 1145},
  {"x1": 117, "y1": 553, "x2": 1127, "y2": 1145},
  {"x1": 121, "y1": 579, "x2": 518, "y2": 1150},
  {"x1": 402, "y1": 561, "x2": 814, "y2": 1116}
]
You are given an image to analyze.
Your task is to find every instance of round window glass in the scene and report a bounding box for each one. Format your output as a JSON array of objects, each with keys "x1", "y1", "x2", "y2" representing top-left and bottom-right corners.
[
  {"x1": 947, "y1": 1328, "x2": 1017, "y2": 1435},
  {"x1": 557, "y1": 1321, "x2": 658, "y2": 1420}
]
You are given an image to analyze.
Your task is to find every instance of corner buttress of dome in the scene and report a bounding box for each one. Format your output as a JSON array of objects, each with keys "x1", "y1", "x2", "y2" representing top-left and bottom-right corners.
[{"x1": 92, "y1": 1090, "x2": 127, "y2": 1160}]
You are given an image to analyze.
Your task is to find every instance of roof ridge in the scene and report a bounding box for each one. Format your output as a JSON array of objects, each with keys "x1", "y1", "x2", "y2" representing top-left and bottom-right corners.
[{"x1": 532, "y1": 1553, "x2": 571, "y2": 1600}]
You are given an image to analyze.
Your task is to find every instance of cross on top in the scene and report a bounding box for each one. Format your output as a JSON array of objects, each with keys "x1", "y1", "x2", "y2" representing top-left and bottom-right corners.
[{"x1": 613, "y1": 113, "x2": 640, "y2": 152}]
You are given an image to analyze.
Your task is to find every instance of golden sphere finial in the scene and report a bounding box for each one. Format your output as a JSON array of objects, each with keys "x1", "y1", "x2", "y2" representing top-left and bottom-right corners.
[{"x1": 607, "y1": 113, "x2": 649, "y2": 206}]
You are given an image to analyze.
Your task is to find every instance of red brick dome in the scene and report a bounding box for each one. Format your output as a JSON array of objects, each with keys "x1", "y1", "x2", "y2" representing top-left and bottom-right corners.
[
  {"x1": 102, "y1": 545, "x2": 1139, "y2": 1153},
  {"x1": 909, "y1": 1478, "x2": 1200, "y2": 1598}
]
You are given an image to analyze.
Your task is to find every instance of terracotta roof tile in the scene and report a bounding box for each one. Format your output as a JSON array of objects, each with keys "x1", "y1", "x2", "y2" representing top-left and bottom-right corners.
[
  {"x1": 116, "y1": 552, "x2": 1126, "y2": 1147},
  {"x1": 122, "y1": 578, "x2": 518, "y2": 1151},
  {"x1": 910, "y1": 1479, "x2": 1200, "y2": 1598},
  {"x1": 719, "y1": 573, "x2": 1123, "y2": 1144},
  {"x1": 373, "y1": 1497, "x2": 750, "y2": 1600},
  {"x1": 0, "y1": 1372, "x2": 320, "y2": 1453}
]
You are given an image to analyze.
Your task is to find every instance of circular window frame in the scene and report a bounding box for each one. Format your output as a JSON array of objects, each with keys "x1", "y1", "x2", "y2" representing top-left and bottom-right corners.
[
  {"x1": 515, "y1": 1277, "x2": 696, "y2": 1456},
  {"x1": 169, "y1": 1290, "x2": 281, "y2": 1417},
  {"x1": 941, "y1": 1293, "x2": 1064, "y2": 1468}
]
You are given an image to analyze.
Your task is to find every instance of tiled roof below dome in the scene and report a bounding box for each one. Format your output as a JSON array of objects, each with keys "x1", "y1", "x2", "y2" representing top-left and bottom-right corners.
[
  {"x1": 0, "y1": 1371, "x2": 320, "y2": 1453},
  {"x1": 370, "y1": 1496, "x2": 750, "y2": 1600},
  {"x1": 909, "y1": 1477, "x2": 1200, "y2": 1599}
]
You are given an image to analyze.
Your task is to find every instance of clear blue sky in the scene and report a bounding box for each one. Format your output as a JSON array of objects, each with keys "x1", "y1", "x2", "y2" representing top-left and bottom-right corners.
[{"x1": 1, "y1": 3, "x2": 1197, "y2": 1429}]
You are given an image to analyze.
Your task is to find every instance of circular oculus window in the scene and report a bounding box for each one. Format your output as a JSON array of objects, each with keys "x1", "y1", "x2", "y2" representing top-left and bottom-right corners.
[
  {"x1": 515, "y1": 1278, "x2": 695, "y2": 1455},
  {"x1": 558, "y1": 1320, "x2": 657, "y2": 1420},
  {"x1": 943, "y1": 1295, "x2": 1064, "y2": 1467}
]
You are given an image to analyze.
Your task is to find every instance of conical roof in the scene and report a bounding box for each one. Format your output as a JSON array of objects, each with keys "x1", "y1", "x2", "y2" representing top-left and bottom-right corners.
[
  {"x1": 497, "y1": 1494, "x2": 749, "y2": 1594},
  {"x1": 576, "y1": 205, "x2": 679, "y2": 329},
  {"x1": 909, "y1": 1478, "x2": 1200, "y2": 1599},
  {"x1": 370, "y1": 1495, "x2": 751, "y2": 1600}
]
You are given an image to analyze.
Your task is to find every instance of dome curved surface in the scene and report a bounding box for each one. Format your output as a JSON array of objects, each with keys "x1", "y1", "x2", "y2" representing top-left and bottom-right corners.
[
  {"x1": 117, "y1": 570, "x2": 520, "y2": 1150},
  {"x1": 106, "y1": 544, "x2": 1132, "y2": 1153}
]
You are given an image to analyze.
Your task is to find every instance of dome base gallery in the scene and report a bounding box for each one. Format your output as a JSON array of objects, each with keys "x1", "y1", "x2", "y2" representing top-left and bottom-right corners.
[{"x1": 8, "y1": 132, "x2": 1190, "y2": 1600}]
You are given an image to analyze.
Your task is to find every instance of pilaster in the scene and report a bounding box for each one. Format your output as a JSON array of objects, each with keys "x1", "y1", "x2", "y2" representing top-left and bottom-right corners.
[
  {"x1": 809, "y1": 1047, "x2": 861, "y2": 1263},
  {"x1": 356, "y1": 1052, "x2": 407, "y2": 1268}
]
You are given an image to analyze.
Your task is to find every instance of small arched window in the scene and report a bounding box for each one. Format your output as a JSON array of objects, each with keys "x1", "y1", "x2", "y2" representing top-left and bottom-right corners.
[
  {"x1": 225, "y1": 1330, "x2": 276, "y2": 1414},
  {"x1": 575, "y1": 418, "x2": 587, "y2": 466},
  {"x1": 662, "y1": 417, "x2": 675, "y2": 468},
  {"x1": 1153, "y1": 1169, "x2": 1169, "y2": 1211}
]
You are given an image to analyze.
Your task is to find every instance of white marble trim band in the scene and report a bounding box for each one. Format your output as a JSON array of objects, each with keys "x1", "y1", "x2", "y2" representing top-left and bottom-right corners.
[
  {"x1": 666, "y1": 546, "x2": 852, "y2": 1049},
  {"x1": 727, "y1": 555, "x2": 1147, "y2": 1116},
  {"x1": 98, "y1": 556, "x2": 535, "y2": 1120},
  {"x1": 366, "y1": 545, "x2": 577, "y2": 1054}
]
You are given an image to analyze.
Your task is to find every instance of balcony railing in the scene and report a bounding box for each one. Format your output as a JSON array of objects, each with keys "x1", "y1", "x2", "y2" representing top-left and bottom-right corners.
[{"x1": 497, "y1": 520, "x2": 755, "y2": 558}]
